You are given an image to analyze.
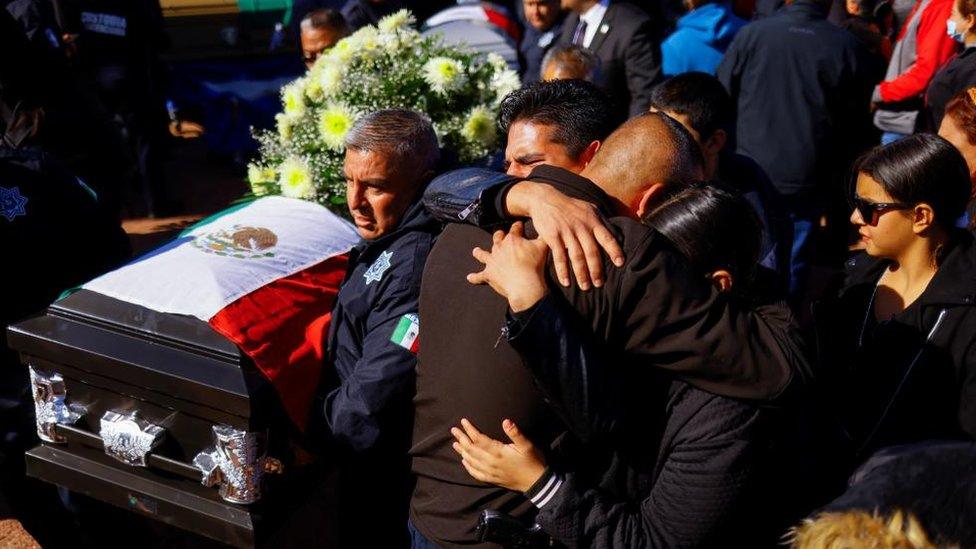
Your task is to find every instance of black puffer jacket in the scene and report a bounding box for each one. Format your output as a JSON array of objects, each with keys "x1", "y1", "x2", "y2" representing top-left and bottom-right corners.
[{"x1": 506, "y1": 294, "x2": 791, "y2": 548}]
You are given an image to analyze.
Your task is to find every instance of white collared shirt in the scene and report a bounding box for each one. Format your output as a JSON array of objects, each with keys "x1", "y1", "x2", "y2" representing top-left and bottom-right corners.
[{"x1": 579, "y1": 0, "x2": 610, "y2": 48}]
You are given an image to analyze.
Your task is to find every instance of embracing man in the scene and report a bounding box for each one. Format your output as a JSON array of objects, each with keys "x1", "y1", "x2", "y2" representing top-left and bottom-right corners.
[{"x1": 409, "y1": 81, "x2": 810, "y2": 547}]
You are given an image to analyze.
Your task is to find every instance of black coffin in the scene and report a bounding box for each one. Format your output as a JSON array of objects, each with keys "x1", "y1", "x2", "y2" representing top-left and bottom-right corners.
[{"x1": 7, "y1": 289, "x2": 321, "y2": 547}]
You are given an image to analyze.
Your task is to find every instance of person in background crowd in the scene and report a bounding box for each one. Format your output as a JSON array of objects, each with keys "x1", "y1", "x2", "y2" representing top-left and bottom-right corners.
[
  {"x1": 289, "y1": 0, "x2": 343, "y2": 38},
  {"x1": 558, "y1": 0, "x2": 661, "y2": 117},
  {"x1": 841, "y1": 0, "x2": 894, "y2": 79},
  {"x1": 319, "y1": 109, "x2": 441, "y2": 548},
  {"x1": 718, "y1": 0, "x2": 874, "y2": 301},
  {"x1": 540, "y1": 43, "x2": 601, "y2": 80},
  {"x1": 1, "y1": 4, "x2": 132, "y2": 218},
  {"x1": 938, "y1": 87, "x2": 976, "y2": 221},
  {"x1": 341, "y1": 0, "x2": 403, "y2": 31},
  {"x1": 792, "y1": 441, "x2": 976, "y2": 548},
  {"x1": 872, "y1": 0, "x2": 956, "y2": 143},
  {"x1": 812, "y1": 134, "x2": 976, "y2": 489},
  {"x1": 519, "y1": 0, "x2": 566, "y2": 85},
  {"x1": 649, "y1": 72, "x2": 793, "y2": 284},
  {"x1": 450, "y1": 184, "x2": 796, "y2": 547},
  {"x1": 300, "y1": 8, "x2": 349, "y2": 69},
  {"x1": 754, "y1": 0, "x2": 849, "y2": 23},
  {"x1": 661, "y1": 0, "x2": 746, "y2": 76},
  {"x1": 60, "y1": 0, "x2": 173, "y2": 218},
  {"x1": 920, "y1": 0, "x2": 976, "y2": 130}
]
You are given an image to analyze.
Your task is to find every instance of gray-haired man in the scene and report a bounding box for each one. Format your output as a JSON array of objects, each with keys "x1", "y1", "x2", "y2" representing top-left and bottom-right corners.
[{"x1": 321, "y1": 108, "x2": 441, "y2": 547}]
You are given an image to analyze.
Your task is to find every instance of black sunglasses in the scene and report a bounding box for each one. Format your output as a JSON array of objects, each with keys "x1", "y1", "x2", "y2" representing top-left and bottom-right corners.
[{"x1": 850, "y1": 195, "x2": 914, "y2": 224}]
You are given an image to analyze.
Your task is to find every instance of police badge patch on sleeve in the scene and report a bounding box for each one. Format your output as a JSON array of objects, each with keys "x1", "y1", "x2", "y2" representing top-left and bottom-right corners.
[
  {"x1": 364, "y1": 251, "x2": 393, "y2": 285},
  {"x1": 391, "y1": 313, "x2": 419, "y2": 354},
  {"x1": 0, "y1": 186, "x2": 28, "y2": 221}
]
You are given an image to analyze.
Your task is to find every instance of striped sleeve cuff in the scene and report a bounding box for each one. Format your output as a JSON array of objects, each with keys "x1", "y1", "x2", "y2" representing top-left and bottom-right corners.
[{"x1": 524, "y1": 468, "x2": 564, "y2": 509}]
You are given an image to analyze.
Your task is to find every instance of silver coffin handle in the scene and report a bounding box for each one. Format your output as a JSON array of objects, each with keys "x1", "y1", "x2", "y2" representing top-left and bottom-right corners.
[
  {"x1": 193, "y1": 424, "x2": 283, "y2": 505},
  {"x1": 98, "y1": 410, "x2": 166, "y2": 467},
  {"x1": 29, "y1": 366, "x2": 85, "y2": 443}
]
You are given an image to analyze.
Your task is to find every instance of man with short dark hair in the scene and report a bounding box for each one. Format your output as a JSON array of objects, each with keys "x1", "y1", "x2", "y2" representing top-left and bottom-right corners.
[
  {"x1": 322, "y1": 108, "x2": 440, "y2": 548},
  {"x1": 649, "y1": 72, "x2": 793, "y2": 283},
  {"x1": 499, "y1": 79, "x2": 615, "y2": 178},
  {"x1": 300, "y1": 8, "x2": 349, "y2": 69}
]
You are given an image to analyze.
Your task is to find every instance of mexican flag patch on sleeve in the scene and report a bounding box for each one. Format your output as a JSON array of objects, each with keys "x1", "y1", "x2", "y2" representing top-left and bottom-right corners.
[{"x1": 391, "y1": 313, "x2": 420, "y2": 354}]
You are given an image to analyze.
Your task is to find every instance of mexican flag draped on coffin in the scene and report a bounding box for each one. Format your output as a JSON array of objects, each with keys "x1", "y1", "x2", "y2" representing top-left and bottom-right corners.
[{"x1": 83, "y1": 196, "x2": 359, "y2": 429}]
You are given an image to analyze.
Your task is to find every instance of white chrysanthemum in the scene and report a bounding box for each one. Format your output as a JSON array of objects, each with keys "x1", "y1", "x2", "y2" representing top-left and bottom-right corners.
[
  {"x1": 318, "y1": 103, "x2": 357, "y2": 150},
  {"x1": 250, "y1": 179, "x2": 271, "y2": 196},
  {"x1": 318, "y1": 63, "x2": 343, "y2": 97},
  {"x1": 328, "y1": 38, "x2": 355, "y2": 64},
  {"x1": 378, "y1": 9, "x2": 415, "y2": 32},
  {"x1": 275, "y1": 113, "x2": 295, "y2": 140},
  {"x1": 491, "y1": 69, "x2": 521, "y2": 103},
  {"x1": 486, "y1": 52, "x2": 509, "y2": 73},
  {"x1": 349, "y1": 25, "x2": 380, "y2": 52},
  {"x1": 304, "y1": 75, "x2": 325, "y2": 102},
  {"x1": 385, "y1": 27, "x2": 421, "y2": 51},
  {"x1": 423, "y1": 57, "x2": 466, "y2": 94},
  {"x1": 461, "y1": 106, "x2": 496, "y2": 145},
  {"x1": 282, "y1": 80, "x2": 306, "y2": 117},
  {"x1": 247, "y1": 163, "x2": 276, "y2": 185},
  {"x1": 278, "y1": 157, "x2": 316, "y2": 199}
]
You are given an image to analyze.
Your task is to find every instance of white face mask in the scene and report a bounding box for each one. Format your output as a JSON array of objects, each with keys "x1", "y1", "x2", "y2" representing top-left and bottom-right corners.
[{"x1": 947, "y1": 17, "x2": 968, "y2": 43}]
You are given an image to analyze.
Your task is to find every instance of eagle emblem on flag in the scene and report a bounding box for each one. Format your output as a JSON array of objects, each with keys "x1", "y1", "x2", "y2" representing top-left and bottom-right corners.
[{"x1": 192, "y1": 225, "x2": 278, "y2": 259}]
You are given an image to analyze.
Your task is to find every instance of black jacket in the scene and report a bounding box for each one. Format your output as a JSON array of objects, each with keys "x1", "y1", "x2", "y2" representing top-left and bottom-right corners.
[
  {"x1": 410, "y1": 165, "x2": 810, "y2": 545},
  {"x1": 508, "y1": 295, "x2": 784, "y2": 548},
  {"x1": 558, "y1": 2, "x2": 662, "y2": 118},
  {"x1": 812, "y1": 231, "x2": 976, "y2": 473},
  {"x1": 717, "y1": 0, "x2": 873, "y2": 199},
  {"x1": 920, "y1": 46, "x2": 976, "y2": 132}
]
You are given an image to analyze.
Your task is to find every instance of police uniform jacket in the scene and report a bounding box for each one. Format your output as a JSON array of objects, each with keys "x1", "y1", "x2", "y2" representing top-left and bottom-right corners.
[{"x1": 324, "y1": 199, "x2": 439, "y2": 453}]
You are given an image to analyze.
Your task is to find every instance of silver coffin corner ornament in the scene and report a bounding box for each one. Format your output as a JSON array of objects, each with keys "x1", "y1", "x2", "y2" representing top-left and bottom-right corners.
[
  {"x1": 99, "y1": 410, "x2": 166, "y2": 467},
  {"x1": 193, "y1": 425, "x2": 283, "y2": 504},
  {"x1": 29, "y1": 366, "x2": 85, "y2": 443}
]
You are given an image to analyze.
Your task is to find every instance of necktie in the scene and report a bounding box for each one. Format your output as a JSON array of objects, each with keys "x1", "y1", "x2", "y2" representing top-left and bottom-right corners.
[{"x1": 572, "y1": 20, "x2": 588, "y2": 46}]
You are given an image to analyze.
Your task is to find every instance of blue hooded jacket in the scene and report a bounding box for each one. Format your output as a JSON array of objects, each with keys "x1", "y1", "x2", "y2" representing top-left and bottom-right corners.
[{"x1": 662, "y1": 2, "x2": 746, "y2": 77}]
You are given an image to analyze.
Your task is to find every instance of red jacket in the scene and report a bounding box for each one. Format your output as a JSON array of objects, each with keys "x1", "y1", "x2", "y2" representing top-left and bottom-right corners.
[{"x1": 879, "y1": 0, "x2": 957, "y2": 102}]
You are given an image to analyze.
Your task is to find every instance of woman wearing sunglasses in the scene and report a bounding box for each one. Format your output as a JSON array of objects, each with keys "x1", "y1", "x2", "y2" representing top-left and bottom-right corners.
[{"x1": 813, "y1": 133, "x2": 976, "y2": 482}]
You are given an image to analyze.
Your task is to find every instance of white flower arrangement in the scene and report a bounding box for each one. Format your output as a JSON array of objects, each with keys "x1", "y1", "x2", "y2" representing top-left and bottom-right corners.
[
  {"x1": 277, "y1": 156, "x2": 315, "y2": 200},
  {"x1": 250, "y1": 9, "x2": 520, "y2": 212}
]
